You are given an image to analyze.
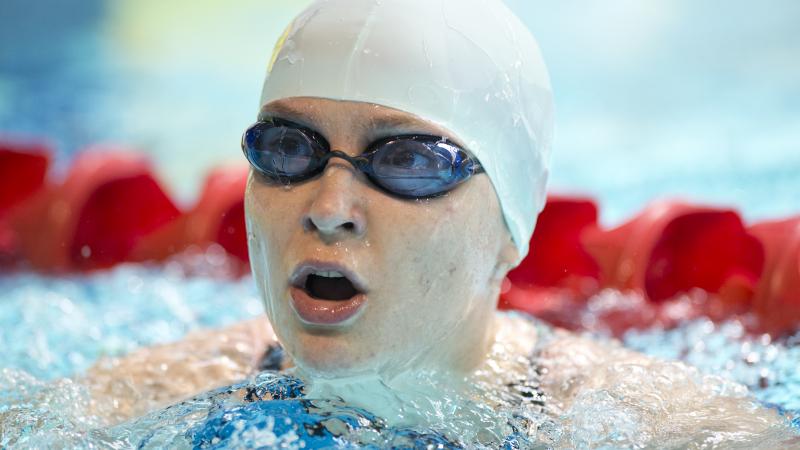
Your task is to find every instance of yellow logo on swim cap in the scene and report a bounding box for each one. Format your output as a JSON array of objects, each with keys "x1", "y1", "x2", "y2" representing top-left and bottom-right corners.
[{"x1": 268, "y1": 22, "x2": 293, "y2": 73}]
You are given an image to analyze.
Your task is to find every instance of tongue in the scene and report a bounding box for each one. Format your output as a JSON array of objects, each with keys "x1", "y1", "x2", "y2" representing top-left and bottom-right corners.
[{"x1": 306, "y1": 274, "x2": 358, "y2": 300}]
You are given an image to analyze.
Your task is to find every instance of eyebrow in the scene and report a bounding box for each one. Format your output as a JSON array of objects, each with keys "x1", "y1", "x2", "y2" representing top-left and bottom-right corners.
[
  {"x1": 258, "y1": 102, "x2": 463, "y2": 145},
  {"x1": 258, "y1": 102, "x2": 311, "y2": 124}
]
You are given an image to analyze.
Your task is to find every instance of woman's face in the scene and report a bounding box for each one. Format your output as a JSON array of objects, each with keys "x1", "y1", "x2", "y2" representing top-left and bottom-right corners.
[{"x1": 245, "y1": 97, "x2": 517, "y2": 379}]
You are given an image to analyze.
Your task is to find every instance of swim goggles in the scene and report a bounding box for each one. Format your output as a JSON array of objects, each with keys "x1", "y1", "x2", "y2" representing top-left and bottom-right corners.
[{"x1": 241, "y1": 118, "x2": 484, "y2": 198}]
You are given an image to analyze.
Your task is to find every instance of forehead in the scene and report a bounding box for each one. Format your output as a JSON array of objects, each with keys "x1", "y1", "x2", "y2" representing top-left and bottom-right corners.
[{"x1": 258, "y1": 97, "x2": 467, "y2": 147}]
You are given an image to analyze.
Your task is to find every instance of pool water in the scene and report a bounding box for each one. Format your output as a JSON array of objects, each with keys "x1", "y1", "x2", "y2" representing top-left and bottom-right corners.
[
  {"x1": 0, "y1": 248, "x2": 261, "y2": 380},
  {"x1": 1, "y1": 250, "x2": 799, "y2": 448}
]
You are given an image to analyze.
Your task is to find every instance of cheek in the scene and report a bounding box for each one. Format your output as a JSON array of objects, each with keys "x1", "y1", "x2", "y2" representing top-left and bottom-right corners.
[
  {"x1": 245, "y1": 192, "x2": 276, "y2": 271},
  {"x1": 244, "y1": 179, "x2": 300, "y2": 262},
  {"x1": 427, "y1": 193, "x2": 500, "y2": 284},
  {"x1": 244, "y1": 180, "x2": 299, "y2": 320},
  {"x1": 378, "y1": 191, "x2": 501, "y2": 325}
]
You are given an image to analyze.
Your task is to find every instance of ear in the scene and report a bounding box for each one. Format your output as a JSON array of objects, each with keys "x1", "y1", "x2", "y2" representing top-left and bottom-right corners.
[{"x1": 491, "y1": 234, "x2": 520, "y2": 283}]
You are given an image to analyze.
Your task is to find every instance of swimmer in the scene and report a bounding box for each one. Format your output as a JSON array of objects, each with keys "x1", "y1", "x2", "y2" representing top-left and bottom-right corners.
[{"x1": 80, "y1": 0, "x2": 795, "y2": 447}]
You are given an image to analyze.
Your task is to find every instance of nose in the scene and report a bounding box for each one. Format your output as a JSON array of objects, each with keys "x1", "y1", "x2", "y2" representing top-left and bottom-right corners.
[{"x1": 302, "y1": 160, "x2": 367, "y2": 239}]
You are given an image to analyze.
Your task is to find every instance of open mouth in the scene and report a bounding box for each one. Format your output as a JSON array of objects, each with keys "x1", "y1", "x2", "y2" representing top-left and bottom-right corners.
[
  {"x1": 304, "y1": 271, "x2": 359, "y2": 300},
  {"x1": 289, "y1": 263, "x2": 368, "y2": 326}
]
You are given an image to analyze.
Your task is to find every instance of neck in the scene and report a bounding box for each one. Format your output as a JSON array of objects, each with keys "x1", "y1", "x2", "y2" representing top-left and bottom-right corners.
[
  {"x1": 298, "y1": 365, "x2": 484, "y2": 439},
  {"x1": 292, "y1": 311, "x2": 539, "y2": 442}
]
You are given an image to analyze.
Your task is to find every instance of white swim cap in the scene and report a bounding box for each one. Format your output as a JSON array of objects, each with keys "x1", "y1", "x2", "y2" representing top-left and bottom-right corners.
[{"x1": 260, "y1": 0, "x2": 554, "y2": 262}]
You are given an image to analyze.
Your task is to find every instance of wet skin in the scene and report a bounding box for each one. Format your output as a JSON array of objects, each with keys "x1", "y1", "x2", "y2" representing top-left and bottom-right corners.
[{"x1": 245, "y1": 97, "x2": 520, "y2": 380}]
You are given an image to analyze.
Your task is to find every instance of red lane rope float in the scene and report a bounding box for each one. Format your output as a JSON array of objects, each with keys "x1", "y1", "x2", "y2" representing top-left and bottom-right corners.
[
  {"x1": 0, "y1": 141, "x2": 50, "y2": 214},
  {"x1": 749, "y1": 217, "x2": 800, "y2": 335},
  {"x1": 0, "y1": 139, "x2": 51, "y2": 264},
  {"x1": 131, "y1": 165, "x2": 249, "y2": 268},
  {"x1": 500, "y1": 196, "x2": 602, "y2": 329},
  {"x1": 644, "y1": 210, "x2": 763, "y2": 307},
  {"x1": 500, "y1": 198, "x2": 785, "y2": 334},
  {"x1": 506, "y1": 196, "x2": 600, "y2": 295},
  {"x1": 581, "y1": 201, "x2": 764, "y2": 307},
  {"x1": 10, "y1": 150, "x2": 181, "y2": 271}
]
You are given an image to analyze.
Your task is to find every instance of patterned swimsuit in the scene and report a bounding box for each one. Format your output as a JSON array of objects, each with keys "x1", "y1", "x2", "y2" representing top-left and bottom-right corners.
[{"x1": 175, "y1": 343, "x2": 547, "y2": 449}]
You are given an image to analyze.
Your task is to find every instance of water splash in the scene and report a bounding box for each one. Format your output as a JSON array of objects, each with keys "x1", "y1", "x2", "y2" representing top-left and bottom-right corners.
[
  {"x1": 0, "y1": 253, "x2": 261, "y2": 380},
  {"x1": 1, "y1": 264, "x2": 799, "y2": 448}
]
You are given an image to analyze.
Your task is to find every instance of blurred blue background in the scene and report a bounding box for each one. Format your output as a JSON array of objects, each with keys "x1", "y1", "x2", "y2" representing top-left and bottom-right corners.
[{"x1": 1, "y1": 0, "x2": 798, "y2": 223}]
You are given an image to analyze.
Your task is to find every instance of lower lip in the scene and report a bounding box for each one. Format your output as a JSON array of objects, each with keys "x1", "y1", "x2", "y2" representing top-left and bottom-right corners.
[{"x1": 289, "y1": 286, "x2": 367, "y2": 326}]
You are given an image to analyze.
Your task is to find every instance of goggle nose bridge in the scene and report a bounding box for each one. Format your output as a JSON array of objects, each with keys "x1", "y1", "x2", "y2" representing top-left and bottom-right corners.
[{"x1": 314, "y1": 149, "x2": 372, "y2": 174}]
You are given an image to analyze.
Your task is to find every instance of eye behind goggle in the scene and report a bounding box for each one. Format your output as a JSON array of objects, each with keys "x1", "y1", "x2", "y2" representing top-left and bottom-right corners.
[
  {"x1": 367, "y1": 136, "x2": 478, "y2": 198},
  {"x1": 242, "y1": 122, "x2": 483, "y2": 198},
  {"x1": 242, "y1": 120, "x2": 328, "y2": 181}
]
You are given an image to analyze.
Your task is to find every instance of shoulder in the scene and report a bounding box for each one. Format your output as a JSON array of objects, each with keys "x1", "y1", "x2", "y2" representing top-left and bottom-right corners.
[
  {"x1": 537, "y1": 330, "x2": 786, "y2": 444},
  {"x1": 85, "y1": 316, "x2": 276, "y2": 423}
]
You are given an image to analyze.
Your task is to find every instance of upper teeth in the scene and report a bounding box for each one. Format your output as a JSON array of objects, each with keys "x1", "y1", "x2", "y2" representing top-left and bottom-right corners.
[{"x1": 313, "y1": 270, "x2": 344, "y2": 278}]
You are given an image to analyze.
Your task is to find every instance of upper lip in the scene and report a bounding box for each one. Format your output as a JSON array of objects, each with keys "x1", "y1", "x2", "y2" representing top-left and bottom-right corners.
[{"x1": 289, "y1": 260, "x2": 369, "y2": 294}]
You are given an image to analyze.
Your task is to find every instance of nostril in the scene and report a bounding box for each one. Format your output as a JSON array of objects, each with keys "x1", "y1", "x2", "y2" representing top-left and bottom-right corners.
[
  {"x1": 302, "y1": 216, "x2": 317, "y2": 232},
  {"x1": 342, "y1": 222, "x2": 355, "y2": 231}
]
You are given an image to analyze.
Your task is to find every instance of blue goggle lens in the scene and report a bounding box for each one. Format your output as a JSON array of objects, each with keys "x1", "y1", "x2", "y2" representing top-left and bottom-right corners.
[{"x1": 243, "y1": 122, "x2": 322, "y2": 180}]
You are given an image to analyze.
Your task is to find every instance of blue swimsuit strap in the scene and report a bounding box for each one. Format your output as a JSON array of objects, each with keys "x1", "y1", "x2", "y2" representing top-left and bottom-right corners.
[{"x1": 258, "y1": 342, "x2": 286, "y2": 371}]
